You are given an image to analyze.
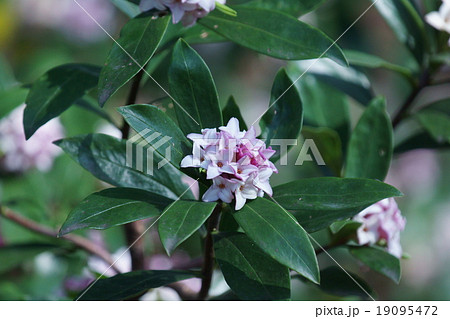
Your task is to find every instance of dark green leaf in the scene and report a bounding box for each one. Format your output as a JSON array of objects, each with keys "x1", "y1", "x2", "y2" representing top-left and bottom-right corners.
[
  {"x1": 345, "y1": 97, "x2": 393, "y2": 181},
  {"x1": 98, "y1": 14, "x2": 170, "y2": 106},
  {"x1": 168, "y1": 39, "x2": 222, "y2": 134},
  {"x1": 158, "y1": 201, "x2": 217, "y2": 255},
  {"x1": 414, "y1": 102, "x2": 450, "y2": 144},
  {"x1": 302, "y1": 126, "x2": 343, "y2": 176},
  {"x1": 318, "y1": 266, "x2": 374, "y2": 300},
  {"x1": 294, "y1": 74, "x2": 351, "y2": 147},
  {"x1": 199, "y1": 7, "x2": 347, "y2": 65},
  {"x1": 0, "y1": 243, "x2": 63, "y2": 273},
  {"x1": 24, "y1": 64, "x2": 100, "y2": 139},
  {"x1": 272, "y1": 177, "x2": 402, "y2": 232},
  {"x1": 344, "y1": 50, "x2": 413, "y2": 80},
  {"x1": 109, "y1": 0, "x2": 140, "y2": 17},
  {"x1": 260, "y1": 69, "x2": 303, "y2": 162},
  {"x1": 222, "y1": 96, "x2": 247, "y2": 131},
  {"x1": 54, "y1": 134, "x2": 193, "y2": 200},
  {"x1": 290, "y1": 60, "x2": 374, "y2": 106},
  {"x1": 118, "y1": 104, "x2": 192, "y2": 168},
  {"x1": 373, "y1": 0, "x2": 426, "y2": 63},
  {"x1": 235, "y1": 0, "x2": 327, "y2": 16},
  {"x1": 59, "y1": 188, "x2": 172, "y2": 236},
  {"x1": 233, "y1": 197, "x2": 319, "y2": 283},
  {"x1": 214, "y1": 232, "x2": 291, "y2": 300},
  {"x1": 349, "y1": 245, "x2": 401, "y2": 283},
  {"x1": 77, "y1": 270, "x2": 197, "y2": 300}
]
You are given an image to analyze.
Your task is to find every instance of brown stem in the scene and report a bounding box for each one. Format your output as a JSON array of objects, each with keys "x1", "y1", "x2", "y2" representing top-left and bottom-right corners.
[
  {"x1": 122, "y1": 69, "x2": 146, "y2": 271},
  {"x1": 0, "y1": 206, "x2": 122, "y2": 274},
  {"x1": 392, "y1": 70, "x2": 430, "y2": 129},
  {"x1": 197, "y1": 204, "x2": 222, "y2": 301}
]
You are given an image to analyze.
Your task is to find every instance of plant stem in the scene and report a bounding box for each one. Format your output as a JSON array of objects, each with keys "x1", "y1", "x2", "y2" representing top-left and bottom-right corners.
[
  {"x1": 122, "y1": 69, "x2": 146, "y2": 271},
  {"x1": 0, "y1": 206, "x2": 122, "y2": 274},
  {"x1": 392, "y1": 70, "x2": 430, "y2": 129},
  {"x1": 197, "y1": 204, "x2": 222, "y2": 300}
]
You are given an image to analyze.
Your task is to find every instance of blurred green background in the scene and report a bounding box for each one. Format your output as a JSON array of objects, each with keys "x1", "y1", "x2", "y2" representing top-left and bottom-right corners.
[{"x1": 0, "y1": 0, "x2": 449, "y2": 300}]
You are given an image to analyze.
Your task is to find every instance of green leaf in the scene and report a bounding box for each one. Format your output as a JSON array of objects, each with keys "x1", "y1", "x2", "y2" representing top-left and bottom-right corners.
[
  {"x1": 59, "y1": 188, "x2": 172, "y2": 236},
  {"x1": 395, "y1": 130, "x2": 449, "y2": 153},
  {"x1": 290, "y1": 60, "x2": 373, "y2": 106},
  {"x1": 24, "y1": 64, "x2": 100, "y2": 139},
  {"x1": 234, "y1": 0, "x2": 327, "y2": 16},
  {"x1": 55, "y1": 134, "x2": 193, "y2": 200},
  {"x1": 349, "y1": 246, "x2": 401, "y2": 283},
  {"x1": 118, "y1": 104, "x2": 192, "y2": 168},
  {"x1": 158, "y1": 201, "x2": 217, "y2": 255},
  {"x1": 222, "y1": 96, "x2": 247, "y2": 131},
  {"x1": 294, "y1": 74, "x2": 351, "y2": 147},
  {"x1": 77, "y1": 270, "x2": 197, "y2": 300},
  {"x1": 344, "y1": 50, "x2": 413, "y2": 80},
  {"x1": 413, "y1": 100, "x2": 450, "y2": 144},
  {"x1": 199, "y1": 7, "x2": 347, "y2": 65},
  {"x1": 214, "y1": 232, "x2": 291, "y2": 300},
  {"x1": 317, "y1": 266, "x2": 374, "y2": 300},
  {"x1": 345, "y1": 97, "x2": 393, "y2": 181},
  {"x1": 0, "y1": 243, "x2": 63, "y2": 274},
  {"x1": 182, "y1": 25, "x2": 226, "y2": 44},
  {"x1": 168, "y1": 39, "x2": 222, "y2": 134},
  {"x1": 272, "y1": 177, "x2": 402, "y2": 232},
  {"x1": 98, "y1": 14, "x2": 170, "y2": 107},
  {"x1": 233, "y1": 197, "x2": 319, "y2": 283},
  {"x1": 109, "y1": 0, "x2": 140, "y2": 17},
  {"x1": 373, "y1": 0, "x2": 426, "y2": 63},
  {"x1": 302, "y1": 126, "x2": 343, "y2": 176},
  {"x1": 260, "y1": 69, "x2": 303, "y2": 162}
]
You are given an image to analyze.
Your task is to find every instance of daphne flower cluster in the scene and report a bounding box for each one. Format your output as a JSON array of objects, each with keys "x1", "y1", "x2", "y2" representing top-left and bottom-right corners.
[
  {"x1": 353, "y1": 198, "x2": 406, "y2": 258},
  {"x1": 425, "y1": 0, "x2": 450, "y2": 45},
  {"x1": 140, "y1": 0, "x2": 225, "y2": 26},
  {"x1": 181, "y1": 118, "x2": 277, "y2": 210},
  {"x1": 0, "y1": 105, "x2": 65, "y2": 173}
]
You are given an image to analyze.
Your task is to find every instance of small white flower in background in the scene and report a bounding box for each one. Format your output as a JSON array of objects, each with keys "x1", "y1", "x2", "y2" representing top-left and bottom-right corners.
[
  {"x1": 353, "y1": 198, "x2": 406, "y2": 258},
  {"x1": 0, "y1": 105, "x2": 64, "y2": 173},
  {"x1": 140, "y1": 0, "x2": 226, "y2": 27},
  {"x1": 425, "y1": 0, "x2": 450, "y2": 45},
  {"x1": 181, "y1": 117, "x2": 278, "y2": 210}
]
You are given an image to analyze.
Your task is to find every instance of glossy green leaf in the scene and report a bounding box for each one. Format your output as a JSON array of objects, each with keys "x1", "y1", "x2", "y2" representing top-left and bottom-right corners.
[
  {"x1": 318, "y1": 266, "x2": 374, "y2": 300},
  {"x1": 199, "y1": 7, "x2": 347, "y2": 65},
  {"x1": 183, "y1": 25, "x2": 226, "y2": 44},
  {"x1": 292, "y1": 72, "x2": 350, "y2": 146},
  {"x1": 345, "y1": 97, "x2": 393, "y2": 181},
  {"x1": 118, "y1": 104, "x2": 192, "y2": 168},
  {"x1": 98, "y1": 14, "x2": 170, "y2": 106},
  {"x1": 349, "y1": 246, "x2": 401, "y2": 283},
  {"x1": 260, "y1": 69, "x2": 303, "y2": 162},
  {"x1": 109, "y1": 0, "x2": 140, "y2": 17},
  {"x1": 59, "y1": 188, "x2": 172, "y2": 236},
  {"x1": 0, "y1": 243, "x2": 63, "y2": 273},
  {"x1": 24, "y1": 64, "x2": 100, "y2": 139},
  {"x1": 415, "y1": 111, "x2": 450, "y2": 144},
  {"x1": 302, "y1": 126, "x2": 343, "y2": 176},
  {"x1": 214, "y1": 232, "x2": 291, "y2": 300},
  {"x1": 233, "y1": 197, "x2": 319, "y2": 283},
  {"x1": 344, "y1": 50, "x2": 413, "y2": 80},
  {"x1": 272, "y1": 177, "x2": 402, "y2": 232},
  {"x1": 54, "y1": 134, "x2": 193, "y2": 200},
  {"x1": 168, "y1": 39, "x2": 222, "y2": 134},
  {"x1": 373, "y1": 0, "x2": 426, "y2": 63},
  {"x1": 77, "y1": 270, "x2": 197, "y2": 300},
  {"x1": 234, "y1": 0, "x2": 327, "y2": 16},
  {"x1": 222, "y1": 96, "x2": 247, "y2": 131},
  {"x1": 158, "y1": 201, "x2": 217, "y2": 255},
  {"x1": 290, "y1": 60, "x2": 373, "y2": 106}
]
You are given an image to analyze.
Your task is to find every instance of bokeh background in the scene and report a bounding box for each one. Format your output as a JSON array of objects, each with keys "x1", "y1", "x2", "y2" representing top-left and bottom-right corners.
[{"x1": 0, "y1": 0, "x2": 449, "y2": 300}]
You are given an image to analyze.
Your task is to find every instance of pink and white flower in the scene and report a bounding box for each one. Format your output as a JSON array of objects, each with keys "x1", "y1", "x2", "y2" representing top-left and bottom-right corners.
[
  {"x1": 181, "y1": 118, "x2": 277, "y2": 210},
  {"x1": 0, "y1": 105, "x2": 65, "y2": 173},
  {"x1": 353, "y1": 198, "x2": 406, "y2": 258},
  {"x1": 140, "y1": 0, "x2": 226, "y2": 26},
  {"x1": 425, "y1": 0, "x2": 450, "y2": 45}
]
